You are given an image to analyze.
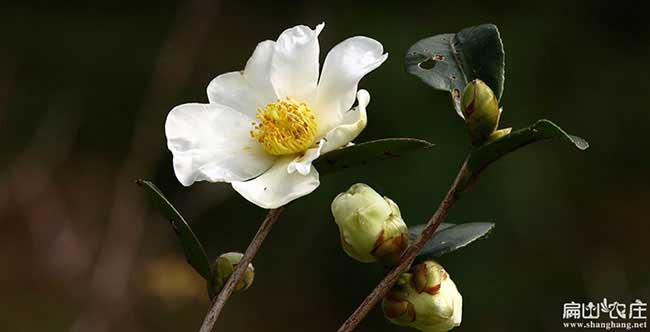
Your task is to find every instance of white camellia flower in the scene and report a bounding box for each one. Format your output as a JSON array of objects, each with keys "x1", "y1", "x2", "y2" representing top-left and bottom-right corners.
[{"x1": 165, "y1": 23, "x2": 388, "y2": 209}]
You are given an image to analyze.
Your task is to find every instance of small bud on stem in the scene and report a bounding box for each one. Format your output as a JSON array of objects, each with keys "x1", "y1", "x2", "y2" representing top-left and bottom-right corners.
[
  {"x1": 382, "y1": 260, "x2": 462, "y2": 332},
  {"x1": 461, "y1": 79, "x2": 503, "y2": 145},
  {"x1": 212, "y1": 252, "x2": 255, "y2": 294},
  {"x1": 331, "y1": 183, "x2": 408, "y2": 265}
]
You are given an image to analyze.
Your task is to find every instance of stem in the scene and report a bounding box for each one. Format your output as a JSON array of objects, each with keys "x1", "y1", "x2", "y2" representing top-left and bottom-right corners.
[
  {"x1": 198, "y1": 207, "x2": 285, "y2": 332},
  {"x1": 337, "y1": 156, "x2": 471, "y2": 332}
]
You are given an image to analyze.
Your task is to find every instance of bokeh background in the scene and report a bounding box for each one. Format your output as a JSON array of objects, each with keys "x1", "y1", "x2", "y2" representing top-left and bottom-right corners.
[{"x1": 1, "y1": 0, "x2": 649, "y2": 331}]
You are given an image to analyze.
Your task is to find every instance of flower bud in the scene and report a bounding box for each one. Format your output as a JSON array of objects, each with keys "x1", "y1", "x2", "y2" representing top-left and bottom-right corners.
[
  {"x1": 212, "y1": 252, "x2": 255, "y2": 293},
  {"x1": 382, "y1": 260, "x2": 462, "y2": 332},
  {"x1": 461, "y1": 79, "x2": 501, "y2": 145},
  {"x1": 331, "y1": 183, "x2": 408, "y2": 264}
]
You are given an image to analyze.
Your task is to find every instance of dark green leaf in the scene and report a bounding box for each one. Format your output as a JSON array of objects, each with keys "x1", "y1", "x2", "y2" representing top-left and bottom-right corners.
[
  {"x1": 415, "y1": 222, "x2": 495, "y2": 261},
  {"x1": 314, "y1": 138, "x2": 434, "y2": 175},
  {"x1": 136, "y1": 180, "x2": 213, "y2": 282},
  {"x1": 408, "y1": 223, "x2": 455, "y2": 242},
  {"x1": 458, "y1": 119, "x2": 589, "y2": 193},
  {"x1": 405, "y1": 23, "x2": 505, "y2": 117}
]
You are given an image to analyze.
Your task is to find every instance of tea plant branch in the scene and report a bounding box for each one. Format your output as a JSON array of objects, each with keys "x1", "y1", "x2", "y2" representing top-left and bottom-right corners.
[
  {"x1": 337, "y1": 155, "x2": 472, "y2": 332},
  {"x1": 199, "y1": 206, "x2": 285, "y2": 332}
]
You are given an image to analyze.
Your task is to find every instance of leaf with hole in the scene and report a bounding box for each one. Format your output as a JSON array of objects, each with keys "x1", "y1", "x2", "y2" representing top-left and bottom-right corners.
[
  {"x1": 458, "y1": 119, "x2": 589, "y2": 194},
  {"x1": 314, "y1": 138, "x2": 434, "y2": 175},
  {"x1": 405, "y1": 23, "x2": 505, "y2": 118},
  {"x1": 412, "y1": 222, "x2": 495, "y2": 261},
  {"x1": 136, "y1": 180, "x2": 213, "y2": 282}
]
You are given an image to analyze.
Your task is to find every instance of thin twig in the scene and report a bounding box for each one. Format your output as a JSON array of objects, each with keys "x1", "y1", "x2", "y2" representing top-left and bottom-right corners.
[
  {"x1": 199, "y1": 207, "x2": 286, "y2": 332},
  {"x1": 337, "y1": 155, "x2": 471, "y2": 332}
]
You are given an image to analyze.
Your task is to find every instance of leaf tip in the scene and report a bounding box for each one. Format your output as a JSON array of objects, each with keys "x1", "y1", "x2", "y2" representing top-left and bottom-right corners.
[{"x1": 569, "y1": 135, "x2": 590, "y2": 150}]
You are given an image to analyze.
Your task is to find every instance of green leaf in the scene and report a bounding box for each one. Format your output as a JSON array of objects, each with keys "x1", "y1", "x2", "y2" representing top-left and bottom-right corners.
[
  {"x1": 136, "y1": 180, "x2": 213, "y2": 282},
  {"x1": 405, "y1": 23, "x2": 505, "y2": 117},
  {"x1": 458, "y1": 119, "x2": 589, "y2": 193},
  {"x1": 314, "y1": 138, "x2": 434, "y2": 175},
  {"x1": 408, "y1": 223, "x2": 455, "y2": 243},
  {"x1": 413, "y1": 222, "x2": 495, "y2": 261}
]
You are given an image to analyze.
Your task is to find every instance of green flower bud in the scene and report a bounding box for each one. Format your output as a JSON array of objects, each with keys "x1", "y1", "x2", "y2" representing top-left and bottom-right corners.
[
  {"x1": 212, "y1": 252, "x2": 255, "y2": 293},
  {"x1": 461, "y1": 79, "x2": 501, "y2": 145},
  {"x1": 331, "y1": 183, "x2": 408, "y2": 264},
  {"x1": 382, "y1": 260, "x2": 462, "y2": 332}
]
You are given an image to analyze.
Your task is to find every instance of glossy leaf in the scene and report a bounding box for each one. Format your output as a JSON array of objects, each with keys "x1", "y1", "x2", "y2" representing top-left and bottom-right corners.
[
  {"x1": 314, "y1": 138, "x2": 434, "y2": 175},
  {"x1": 136, "y1": 180, "x2": 213, "y2": 282},
  {"x1": 405, "y1": 23, "x2": 505, "y2": 117},
  {"x1": 408, "y1": 223, "x2": 455, "y2": 243},
  {"x1": 458, "y1": 119, "x2": 589, "y2": 193},
  {"x1": 413, "y1": 222, "x2": 495, "y2": 261}
]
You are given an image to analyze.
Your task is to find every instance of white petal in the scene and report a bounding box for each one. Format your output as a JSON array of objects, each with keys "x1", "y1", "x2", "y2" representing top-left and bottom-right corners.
[
  {"x1": 165, "y1": 103, "x2": 275, "y2": 186},
  {"x1": 285, "y1": 89, "x2": 369, "y2": 176},
  {"x1": 206, "y1": 71, "x2": 265, "y2": 117},
  {"x1": 270, "y1": 23, "x2": 324, "y2": 103},
  {"x1": 320, "y1": 89, "x2": 370, "y2": 154},
  {"x1": 232, "y1": 156, "x2": 320, "y2": 209},
  {"x1": 243, "y1": 40, "x2": 277, "y2": 103},
  {"x1": 284, "y1": 90, "x2": 369, "y2": 177},
  {"x1": 315, "y1": 36, "x2": 387, "y2": 134},
  {"x1": 287, "y1": 140, "x2": 324, "y2": 175}
]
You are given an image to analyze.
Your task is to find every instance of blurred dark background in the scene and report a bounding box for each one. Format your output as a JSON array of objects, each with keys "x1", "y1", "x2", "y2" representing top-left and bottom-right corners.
[{"x1": 1, "y1": 0, "x2": 649, "y2": 331}]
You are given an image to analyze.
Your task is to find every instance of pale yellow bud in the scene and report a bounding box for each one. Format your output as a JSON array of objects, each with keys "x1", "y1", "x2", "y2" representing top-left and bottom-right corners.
[
  {"x1": 461, "y1": 79, "x2": 501, "y2": 145},
  {"x1": 331, "y1": 183, "x2": 408, "y2": 264},
  {"x1": 212, "y1": 252, "x2": 255, "y2": 293},
  {"x1": 383, "y1": 260, "x2": 462, "y2": 332}
]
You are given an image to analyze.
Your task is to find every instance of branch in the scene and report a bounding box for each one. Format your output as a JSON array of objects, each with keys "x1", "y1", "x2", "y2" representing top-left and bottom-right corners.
[
  {"x1": 337, "y1": 155, "x2": 471, "y2": 332},
  {"x1": 199, "y1": 207, "x2": 285, "y2": 332}
]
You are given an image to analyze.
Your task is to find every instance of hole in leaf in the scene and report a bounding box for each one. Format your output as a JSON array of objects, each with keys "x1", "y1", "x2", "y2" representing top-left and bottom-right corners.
[
  {"x1": 419, "y1": 59, "x2": 436, "y2": 70},
  {"x1": 452, "y1": 88, "x2": 461, "y2": 100}
]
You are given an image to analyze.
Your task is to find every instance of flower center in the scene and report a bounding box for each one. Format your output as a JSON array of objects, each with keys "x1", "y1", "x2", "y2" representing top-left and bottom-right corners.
[{"x1": 250, "y1": 97, "x2": 317, "y2": 155}]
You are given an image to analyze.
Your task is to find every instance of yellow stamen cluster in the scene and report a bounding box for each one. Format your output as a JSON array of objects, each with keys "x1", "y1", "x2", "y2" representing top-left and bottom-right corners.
[{"x1": 250, "y1": 97, "x2": 317, "y2": 155}]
